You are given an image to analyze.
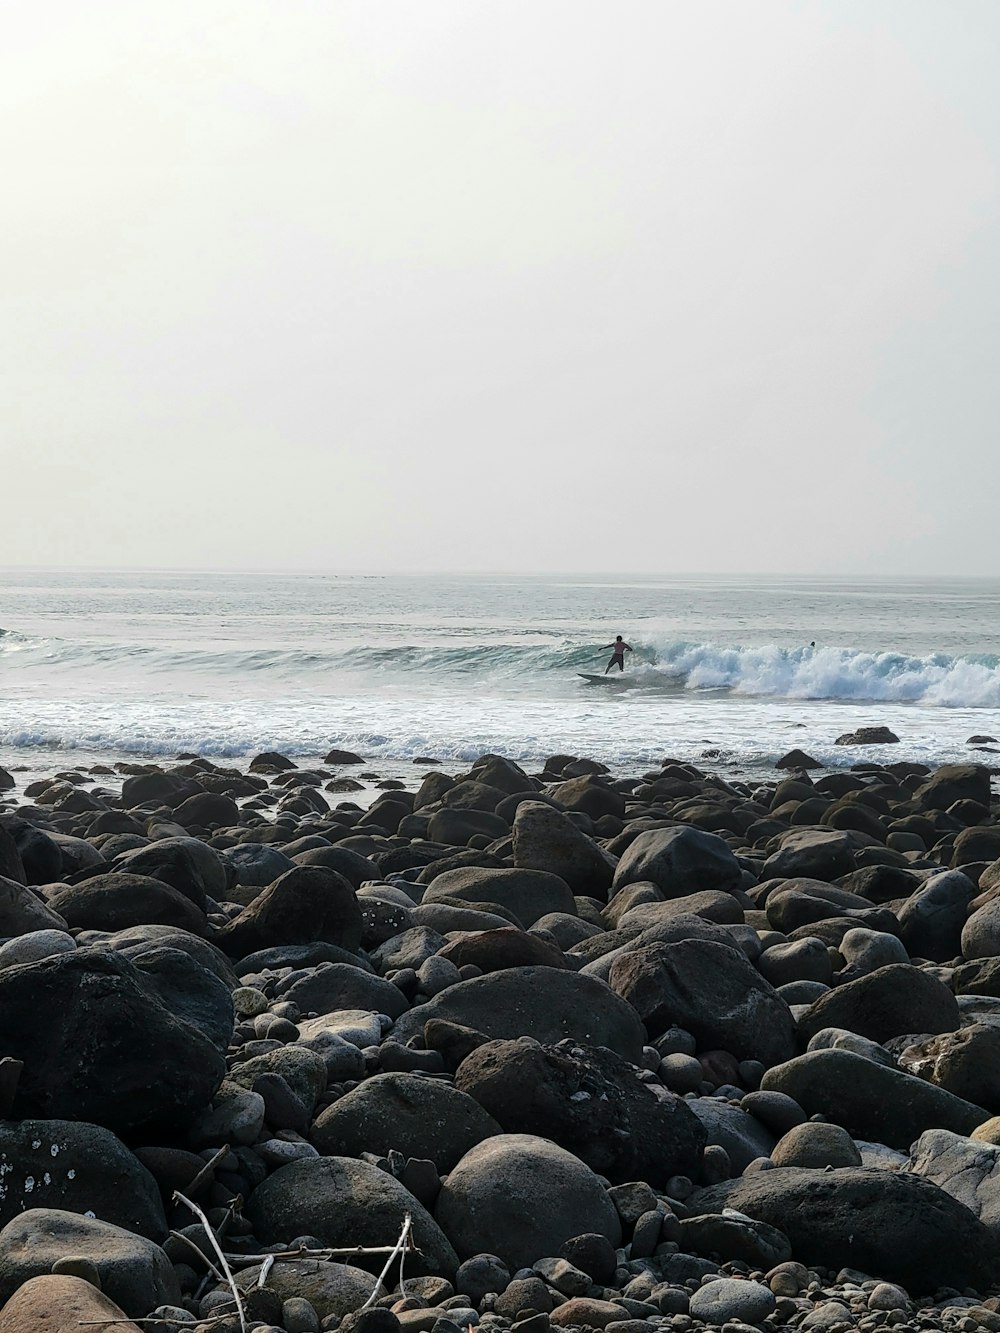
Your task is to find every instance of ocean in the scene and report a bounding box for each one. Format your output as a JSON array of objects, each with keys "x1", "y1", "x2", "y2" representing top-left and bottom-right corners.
[{"x1": 1, "y1": 569, "x2": 999, "y2": 793}]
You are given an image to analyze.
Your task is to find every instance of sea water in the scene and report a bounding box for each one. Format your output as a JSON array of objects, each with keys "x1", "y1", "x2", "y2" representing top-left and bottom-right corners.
[{"x1": 1, "y1": 569, "x2": 998, "y2": 787}]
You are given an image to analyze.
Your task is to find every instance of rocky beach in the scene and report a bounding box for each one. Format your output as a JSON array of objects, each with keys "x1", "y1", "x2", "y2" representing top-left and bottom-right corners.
[{"x1": 0, "y1": 742, "x2": 999, "y2": 1332}]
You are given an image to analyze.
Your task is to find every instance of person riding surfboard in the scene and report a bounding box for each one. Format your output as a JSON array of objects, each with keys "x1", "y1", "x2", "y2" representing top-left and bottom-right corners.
[{"x1": 602, "y1": 635, "x2": 633, "y2": 674}]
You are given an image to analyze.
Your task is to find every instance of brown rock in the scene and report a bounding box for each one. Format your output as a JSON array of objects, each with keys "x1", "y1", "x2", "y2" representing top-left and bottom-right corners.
[{"x1": 0, "y1": 1273, "x2": 140, "y2": 1332}]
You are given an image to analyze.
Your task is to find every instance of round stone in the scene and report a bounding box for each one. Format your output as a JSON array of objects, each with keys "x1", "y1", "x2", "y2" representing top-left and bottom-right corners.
[{"x1": 688, "y1": 1277, "x2": 776, "y2": 1325}]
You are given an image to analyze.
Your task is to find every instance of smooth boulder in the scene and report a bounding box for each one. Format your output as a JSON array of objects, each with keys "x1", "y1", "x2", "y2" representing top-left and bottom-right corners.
[
  {"x1": 694, "y1": 1167, "x2": 998, "y2": 1295},
  {"x1": 455, "y1": 1037, "x2": 705, "y2": 1185},
  {"x1": 608, "y1": 938, "x2": 796, "y2": 1067},
  {"x1": 435, "y1": 1134, "x2": 622, "y2": 1271},
  {"x1": 245, "y1": 1156, "x2": 458, "y2": 1277},
  {"x1": 611, "y1": 826, "x2": 742, "y2": 899},
  {"x1": 390, "y1": 967, "x2": 646, "y2": 1062}
]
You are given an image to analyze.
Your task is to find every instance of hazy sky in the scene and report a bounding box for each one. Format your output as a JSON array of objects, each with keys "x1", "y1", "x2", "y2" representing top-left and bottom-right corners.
[{"x1": 2, "y1": 1, "x2": 997, "y2": 574}]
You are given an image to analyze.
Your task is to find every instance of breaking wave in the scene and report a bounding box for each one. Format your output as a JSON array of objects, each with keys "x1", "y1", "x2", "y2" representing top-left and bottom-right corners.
[{"x1": 2, "y1": 628, "x2": 999, "y2": 707}]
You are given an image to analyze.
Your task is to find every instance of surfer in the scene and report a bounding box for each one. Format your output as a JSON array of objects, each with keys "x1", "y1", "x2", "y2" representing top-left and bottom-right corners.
[{"x1": 602, "y1": 635, "x2": 633, "y2": 674}]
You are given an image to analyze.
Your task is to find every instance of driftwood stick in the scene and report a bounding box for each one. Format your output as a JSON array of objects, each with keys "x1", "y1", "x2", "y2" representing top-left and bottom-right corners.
[
  {"x1": 219, "y1": 1238, "x2": 420, "y2": 1266},
  {"x1": 174, "y1": 1190, "x2": 247, "y2": 1333},
  {"x1": 184, "y1": 1142, "x2": 231, "y2": 1199},
  {"x1": 360, "y1": 1213, "x2": 413, "y2": 1312},
  {"x1": 79, "y1": 1316, "x2": 235, "y2": 1328},
  {"x1": 167, "y1": 1228, "x2": 226, "y2": 1285},
  {"x1": 194, "y1": 1195, "x2": 240, "y2": 1302}
]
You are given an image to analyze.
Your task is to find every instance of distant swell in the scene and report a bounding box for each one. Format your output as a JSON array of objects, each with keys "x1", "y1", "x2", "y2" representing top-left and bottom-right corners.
[{"x1": 2, "y1": 628, "x2": 1000, "y2": 707}]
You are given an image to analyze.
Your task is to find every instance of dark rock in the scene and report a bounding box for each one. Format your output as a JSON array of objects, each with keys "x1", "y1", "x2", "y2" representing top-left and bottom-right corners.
[
  {"x1": 962, "y1": 899, "x2": 1000, "y2": 960},
  {"x1": 47, "y1": 873, "x2": 208, "y2": 936},
  {"x1": 312, "y1": 1072, "x2": 501, "y2": 1170},
  {"x1": 214, "y1": 865, "x2": 362, "y2": 957},
  {"x1": 835, "y1": 728, "x2": 900, "y2": 746},
  {"x1": 694, "y1": 1166, "x2": 998, "y2": 1295},
  {"x1": 435, "y1": 1134, "x2": 621, "y2": 1271},
  {"x1": 438, "y1": 928, "x2": 568, "y2": 973},
  {"x1": 771, "y1": 1121, "x2": 861, "y2": 1168},
  {"x1": 608, "y1": 938, "x2": 796, "y2": 1067},
  {"x1": 239, "y1": 1258, "x2": 377, "y2": 1321},
  {"x1": 423, "y1": 867, "x2": 575, "y2": 928},
  {"x1": 391, "y1": 967, "x2": 645, "y2": 1062},
  {"x1": 512, "y1": 802, "x2": 616, "y2": 896},
  {"x1": 775, "y1": 750, "x2": 822, "y2": 770},
  {"x1": 245, "y1": 1156, "x2": 458, "y2": 1277},
  {"x1": 797, "y1": 963, "x2": 961, "y2": 1043},
  {"x1": 124, "y1": 945, "x2": 234, "y2": 1052},
  {"x1": 0, "y1": 825, "x2": 25, "y2": 885},
  {"x1": 292, "y1": 844, "x2": 381, "y2": 888},
  {"x1": 229, "y1": 1045, "x2": 328, "y2": 1117},
  {"x1": 221, "y1": 843, "x2": 295, "y2": 887},
  {"x1": 455, "y1": 1253, "x2": 512, "y2": 1304},
  {"x1": 913, "y1": 763, "x2": 991, "y2": 812},
  {"x1": 111, "y1": 836, "x2": 228, "y2": 907},
  {"x1": 0, "y1": 948, "x2": 226, "y2": 1135},
  {"x1": 760, "y1": 1048, "x2": 986, "y2": 1148},
  {"x1": 455, "y1": 1037, "x2": 705, "y2": 1185},
  {"x1": 105, "y1": 924, "x2": 241, "y2": 988},
  {"x1": 0, "y1": 875, "x2": 68, "y2": 936},
  {"x1": 282, "y1": 962, "x2": 407, "y2": 1020},
  {"x1": 689, "y1": 1099, "x2": 776, "y2": 1173},
  {"x1": 249, "y1": 751, "x2": 298, "y2": 772},
  {"x1": 764, "y1": 879, "x2": 896, "y2": 934},
  {"x1": 0, "y1": 1208, "x2": 179, "y2": 1315},
  {"x1": 896, "y1": 869, "x2": 979, "y2": 963},
  {"x1": 548, "y1": 775, "x2": 625, "y2": 821},
  {"x1": 173, "y1": 790, "x2": 239, "y2": 829},
  {"x1": 953, "y1": 955, "x2": 1000, "y2": 996},
  {"x1": 427, "y1": 809, "x2": 508, "y2": 845},
  {"x1": 898, "y1": 1024, "x2": 1000, "y2": 1112},
  {"x1": 762, "y1": 830, "x2": 856, "y2": 881},
  {"x1": 611, "y1": 826, "x2": 742, "y2": 899},
  {"x1": 0, "y1": 1118, "x2": 166, "y2": 1238}
]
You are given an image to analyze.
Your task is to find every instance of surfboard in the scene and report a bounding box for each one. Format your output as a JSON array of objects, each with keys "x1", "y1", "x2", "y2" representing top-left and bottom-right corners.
[{"x1": 577, "y1": 672, "x2": 628, "y2": 684}]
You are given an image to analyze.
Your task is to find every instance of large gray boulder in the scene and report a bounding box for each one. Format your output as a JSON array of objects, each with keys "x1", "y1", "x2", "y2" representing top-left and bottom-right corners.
[
  {"x1": 235, "y1": 1259, "x2": 376, "y2": 1320},
  {"x1": 962, "y1": 900, "x2": 1000, "y2": 961},
  {"x1": 0, "y1": 1209, "x2": 179, "y2": 1316},
  {"x1": 797, "y1": 963, "x2": 961, "y2": 1043},
  {"x1": 611, "y1": 826, "x2": 742, "y2": 899},
  {"x1": 913, "y1": 764, "x2": 991, "y2": 812},
  {"x1": 0, "y1": 1120, "x2": 166, "y2": 1239},
  {"x1": 760, "y1": 1049, "x2": 987, "y2": 1149},
  {"x1": 897, "y1": 1025, "x2": 1000, "y2": 1112},
  {"x1": 0, "y1": 948, "x2": 226, "y2": 1135},
  {"x1": 608, "y1": 938, "x2": 796, "y2": 1067},
  {"x1": 214, "y1": 865, "x2": 362, "y2": 958},
  {"x1": 512, "y1": 802, "x2": 616, "y2": 897},
  {"x1": 762, "y1": 830, "x2": 855, "y2": 881},
  {"x1": 694, "y1": 1167, "x2": 998, "y2": 1295},
  {"x1": 435, "y1": 1134, "x2": 621, "y2": 1271},
  {"x1": 0, "y1": 876, "x2": 67, "y2": 937},
  {"x1": 689, "y1": 1099, "x2": 777, "y2": 1173},
  {"x1": 422, "y1": 867, "x2": 576, "y2": 927},
  {"x1": 312, "y1": 1072, "x2": 501, "y2": 1171},
  {"x1": 245, "y1": 1156, "x2": 458, "y2": 1277},
  {"x1": 281, "y1": 963, "x2": 408, "y2": 1020},
  {"x1": 111, "y1": 836, "x2": 228, "y2": 908},
  {"x1": 455, "y1": 1038, "x2": 705, "y2": 1185},
  {"x1": 46, "y1": 873, "x2": 208, "y2": 937},
  {"x1": 391, "y1": 967, "x2": 645, "y2": 1062},
  {"x1": 896, "y1": 870, "x2": 979, "y2": 963},
  {"x1": 908, "y1": 1129, "x2": 1000, "y2": 1235}
]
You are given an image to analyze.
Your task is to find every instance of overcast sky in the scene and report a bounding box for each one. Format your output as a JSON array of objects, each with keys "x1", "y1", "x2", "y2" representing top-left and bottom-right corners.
[{"x1": 2, "y1": 1, "x2": 997, "y2": 575}]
